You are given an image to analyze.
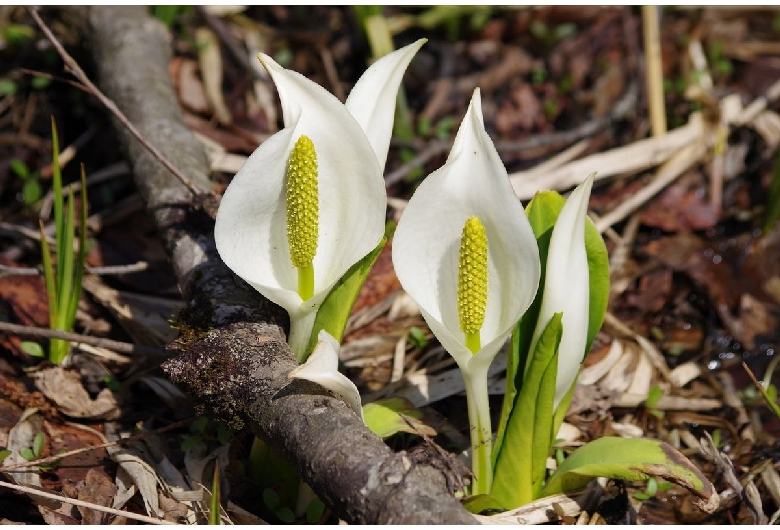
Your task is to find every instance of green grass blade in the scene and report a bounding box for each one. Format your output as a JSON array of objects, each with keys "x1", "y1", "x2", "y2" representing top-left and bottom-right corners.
[
  {"x1": 56, "y1": 188, "x2": 76, "y2": 333},
  {"x1": 50, "y1": 118, "x2": 65, "y2": 276},
  {"x1": 209, "y1": 464, "x2": 221, "y2": 524},
  {"x1": 65, "y1": 167, "x2": 88, "y2": 335},
  {"x1": 39, "y1": 221, "x2": 58, "y2": 327}
]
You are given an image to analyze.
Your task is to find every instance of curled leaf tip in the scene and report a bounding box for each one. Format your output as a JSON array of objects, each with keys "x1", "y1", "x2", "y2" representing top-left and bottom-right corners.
[{"x1": 458, "y1": 215, "x2": 488, "y2": 350}]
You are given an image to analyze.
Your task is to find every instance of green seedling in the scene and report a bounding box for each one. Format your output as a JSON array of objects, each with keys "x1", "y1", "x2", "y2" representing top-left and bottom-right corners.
[
  {"x1": 633, "y1": 476, "x2": 674, "y2": 500},
  {"x1": 0, "y1": 78, "x2": 17, "y2": 96},
  {"x1": 181, "y1": 417, "x2": 233, "y2": 452},
  {"x1": 11, "y1": 157, "x2": 43, "y2": 206},
  {"x1": 19, "y1": 432, "x2": 45, "y2": 462},
  {"x1": 645, "y1": 385, "x2": 664, "y2": 419},
  {"x1": 2, "y1": 23, "x2": 35, "y2": 44},
  {"x1": 408, "y1": 326, "x2": 428, "y2": 349},
  {"x1": 40, "y1": 119, "x2": 88, "y2": 364},
  {"x1": 263, "y1": 488, "x2": 295, "y2": 523},
  {"x1": 18, "y1": 432, "x2": 61, "y2": 470},
  {"x1": 708, "y1": 41, "x2": 733, "y2": 78}
]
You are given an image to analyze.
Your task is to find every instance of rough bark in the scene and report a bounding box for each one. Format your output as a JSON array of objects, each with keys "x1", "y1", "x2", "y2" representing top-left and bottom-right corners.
[{"x1": 85, "y1": 6, "x2": 477, "y2": 524}]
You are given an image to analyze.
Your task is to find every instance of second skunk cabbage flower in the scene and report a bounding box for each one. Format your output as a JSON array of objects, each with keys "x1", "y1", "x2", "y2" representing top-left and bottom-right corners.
[
  {"x1": 530, "y1": 174, "x2": 594, "y2": 411},
  {"x1": 392, "y1": 89, "x2": 541, "y2": 494},
  {"x1": 215, "y1": 40, "x2": 425, "y2": 360}
]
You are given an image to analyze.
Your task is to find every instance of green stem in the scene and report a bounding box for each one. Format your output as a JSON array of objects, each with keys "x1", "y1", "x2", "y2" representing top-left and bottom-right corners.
[
  {"x1": 465, "y1": 331, "x2": 481, "y2": 354},
  {"x1": 463, "y1": 366, "x2": 492, "y2": 496},
  {"x1": 298, "y1": 262, "x2": 314, "y2": 302}
]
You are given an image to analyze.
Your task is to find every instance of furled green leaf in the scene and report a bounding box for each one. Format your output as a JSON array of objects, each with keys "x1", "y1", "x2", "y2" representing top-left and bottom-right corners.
[
  {"x1": 491, "y1": 313, "x2": 562, "y2": 509},
  {"x1": 362, "y1": 397, "x2": 436, "y2": 439},
  {"x1": 541, "y1": 437, "x2": 718, "y2": 513},
  {"x1": 303, "y1": 238, "x2": 386, "y2": 359},
  {"x1": 524, "y1": 186, "x2": 609, "y2": 357},
  {"x1": 495, "y1": 187, "x2": 609, "y2": 451}
]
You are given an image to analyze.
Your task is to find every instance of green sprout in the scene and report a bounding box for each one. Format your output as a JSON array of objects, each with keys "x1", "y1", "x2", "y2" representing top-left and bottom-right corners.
[
  {"x1": 40, "y1": 119, "x2": 88, "y2": 364},
  {"x1": 633, "y1": 476, "x2": 673, "y2": 501}
]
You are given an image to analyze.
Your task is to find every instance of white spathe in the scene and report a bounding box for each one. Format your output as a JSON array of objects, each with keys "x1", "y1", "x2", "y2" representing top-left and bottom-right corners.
[
  {"x1": 392, "y1": 88, "x2": 541, "y2": 376},
  {"x1": 532, "y1": 174, "x2": 594, "y2": 410},
  {"x1": 214, "y1": 40, "x2": 425, "y2": 356},
  {"x1": 288, "y1": 330, "x2": 364, "y2": 421}
]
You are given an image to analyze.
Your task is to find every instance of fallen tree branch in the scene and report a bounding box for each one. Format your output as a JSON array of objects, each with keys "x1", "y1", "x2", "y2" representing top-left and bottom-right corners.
[{"x1": 80, "y1": 6, "x2": 476, "y2": 524}]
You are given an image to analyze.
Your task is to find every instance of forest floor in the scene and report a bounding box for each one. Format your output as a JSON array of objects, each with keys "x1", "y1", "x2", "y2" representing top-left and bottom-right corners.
[{"x1": 1, "y1": 5, "x2": 780, "y2": 524}]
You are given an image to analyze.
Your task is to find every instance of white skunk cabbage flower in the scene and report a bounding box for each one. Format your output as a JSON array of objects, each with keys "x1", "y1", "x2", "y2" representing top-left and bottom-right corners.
[
  {"x1": 531, "y1": 174, "x2": 594, "y2": 410},
  {"x1": 289, "y1": 330, "x2": 363, "y2": 421},
  {"x1": 215, "y1": 40, "x2": 425, "y2": 360},
  {"x1": 392, "y1": 89, "x2": 541, "y2": 494}
]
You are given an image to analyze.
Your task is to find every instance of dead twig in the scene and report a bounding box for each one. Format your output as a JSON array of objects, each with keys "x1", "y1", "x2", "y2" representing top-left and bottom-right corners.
[
  {"x1": 0, "y1": 262, "x2": 149, "y2": 278},
  {"x1": 0, "y1": 321, "x2": 167, "y2": 356},
  {"x1": 0, "y1": 480, "x2": 175, "y2": 525},
  {"x1": 28, "y1": 8, "x2": 205, "y2": 198}
]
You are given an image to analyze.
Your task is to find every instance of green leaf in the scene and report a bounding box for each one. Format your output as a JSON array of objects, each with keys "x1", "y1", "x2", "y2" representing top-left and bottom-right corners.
[
  {"x1": 20, "y1": 341, "x2": 45, "y2": 358},
  {"x1": 541, "y1": 437, "x2": 718, "y2": 512},
  {"x1": 10, "y1": 158, "x2": 29, "y2": 179},
  {"x1": 180, "y1": 435, "x2": 201, "y2": 452},
  {"x1": 275, "y1": 506, "x2": 295, "y2": 524},
  {"x1": 0, "y1": 449, "x2": 11, "y2": 462},
  {"x1": 263, "y1": 488, "x2": 280, "y2": 511},
  {"x1": 216, "y1": 424, "x2": 232, "y2": 445},
  {"x1": 461, "y1": 494, "x2": 506, "y2": 515},
  {"x1": 305, "y1": 498, "x2": 326, "y2": 524},
  {"x1": 491, "y1": 313, "x2": 563, "y2": 509},
  {"x1": 303, "y1": 238, "x2": 385, "y2": 360},
  {"x1": 494, "y1": 187, "x2": 609, "y2": 450},
  {"x1": 362, "y1": 397, "x2": 436, "y2": 439},
  {"x1": 3, "y1": 24, "x2": 35, "y2": 43},
  {"x1": 22, "y1": 178, "x2": 42, "y2": 206},
  {"x1": 525, "y1": 188, "x2": 609, "y2": 358},
  {"x1": 31, "y1": 76, "x2": 51, "y2": 90},
  {"x1": 196, "y1": 416, "x2": 209, "y2": 434},
  {"x1": 33, "y1": 432, "x2": 45, "y2": 458},
  {"x1": 249, "y1": 438, "x2": 298, "y2": 507},
  {"x1": 209, "y1": 464, "x2": 221, "y2": 525},
  {"x1": 19, "y1": 447, "x2": 35, "y2": 461},
  {"x1": 0, "y1": 79, "x2": 17, "y2": 96}
]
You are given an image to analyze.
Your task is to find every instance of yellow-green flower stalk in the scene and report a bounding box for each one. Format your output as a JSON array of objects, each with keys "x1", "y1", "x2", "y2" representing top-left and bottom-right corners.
[
  {"x1": 215, "y1": 40, "x2": 425, "y2": 361},
  {"x1": 392, "y1": 89, "x2": 541, "y2": 495}
]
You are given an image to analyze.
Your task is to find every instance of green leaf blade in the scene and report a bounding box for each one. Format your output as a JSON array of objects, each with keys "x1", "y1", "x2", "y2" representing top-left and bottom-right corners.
[
  {"x1": 303, "y1": 238, "x2": 385, "y2": 360},
  {"x1": 541, "y1": 437, "x2": 718, "y2": 512},
  {"x1": 491, "y1": 313, "x2": 562, "y2": 509}
]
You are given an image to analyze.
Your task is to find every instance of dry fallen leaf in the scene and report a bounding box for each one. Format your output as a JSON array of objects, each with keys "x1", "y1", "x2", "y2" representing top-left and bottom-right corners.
[
  {"x1": 33, "y1": 366, "x2": 120, "y2": 420},
  {"x1": 61, "y1": 468, "x2": 118, "y2": 525}
]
